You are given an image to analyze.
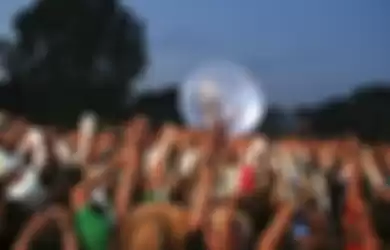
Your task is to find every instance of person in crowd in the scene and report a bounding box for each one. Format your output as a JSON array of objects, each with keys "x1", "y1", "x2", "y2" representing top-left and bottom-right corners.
[{"x1": 0, "y1": 111, "x2": 387, "y2": 250}]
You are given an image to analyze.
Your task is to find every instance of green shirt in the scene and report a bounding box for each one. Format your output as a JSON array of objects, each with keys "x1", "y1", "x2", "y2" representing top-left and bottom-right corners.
[{"x1": 74, "y1": 204, "x2": 111, "y2": 250}]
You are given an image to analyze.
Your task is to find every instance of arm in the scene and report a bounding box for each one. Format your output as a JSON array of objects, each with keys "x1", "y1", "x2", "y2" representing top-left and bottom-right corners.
[
  {"x1": 361, "y1": 149, "x2": 384, "y2": 191},
  {"x1": 15, "y1": 129, "x2": 47, "y2": 170},
  {"x1": 310, "y1": 172, "x2": 330, "y2": 212},
  {"x1": 55, "y1": 140, "x2": 73, "y2": 165},
  {"x1": 76, "y1": 112, "x2": 97, "y2": 167},
  {"x1": 30, "y1": 130, "x2": 47, "y2": 170},
  {"x1": 190, "y1": 125, "x2": 224, "y2": 230},
  {"x1": 146, "y1": 144, "x2": 171, "y2": 190},
  {"x1": 273, "y1": 150, "x2": 296, "y2": 205},
  {"x1": 189, "y1": 143, "x2": 212, "y2": 228},
  {"x1": 189, "y1": 159, "x2": 213, "y2": 231},
  {"x1": 46, "y1": 206, "x2": 79, "y2": 250},
  {"x1": 115, "y1": 145, "x2": 140, "y2": 223},
  {"x1": 359, "y1": 203, "x2": 380, "y2": 250},
  {"x1": 342, "y1": 161, "x2": 360, "y2": 243},
  {"x1": 191, "y1": 134, "x2": 223, "y2": 230},
  {"x1": 362, "y1": 149, "x2": 390, "y2": 201},
  {"x1": 13, "y1": 211, "x2": 52, "y2": 250},
  {"x1": 256, "y1": 203, "x2": 295, "y2": 250},
  {"x1": 352, "y1": 155, "x2": 380, "y2": 250},
  {"x1": 343, "y1": 158, "x2": 379, "y2": 249},
  {"x1": 344, "y1": 160, "x2": 360, "y2": 207},
  {"x1": 15, "y1": 129, "x2": 32, "y2": 157}
]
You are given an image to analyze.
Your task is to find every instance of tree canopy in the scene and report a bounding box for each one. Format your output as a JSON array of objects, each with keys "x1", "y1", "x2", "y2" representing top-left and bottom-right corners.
[{"x1": 1, "y1": 0, "x2": 147, "y2": 126}]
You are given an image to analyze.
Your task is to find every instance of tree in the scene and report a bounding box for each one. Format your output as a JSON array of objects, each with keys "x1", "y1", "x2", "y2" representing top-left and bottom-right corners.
[
  {"x1": 7, "y1": 0, "x2": 147, "y2": 126},
  {"x1": 298, "y1": 82, "x2": 390, "y2": 142}
]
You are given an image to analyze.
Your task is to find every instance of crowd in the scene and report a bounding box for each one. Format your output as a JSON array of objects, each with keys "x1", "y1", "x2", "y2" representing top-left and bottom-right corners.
[{"x1": 0, "y1": 110, "x2": 389, "y2": 250}]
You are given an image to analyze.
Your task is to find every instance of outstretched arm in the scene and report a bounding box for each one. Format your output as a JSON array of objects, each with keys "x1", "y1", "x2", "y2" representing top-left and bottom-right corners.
[
  {"x1": 115, "y1": 144, "x2": 140, "y2": 224},
  {"x1": 13, "y1": 210, "x2": 52, "y2": 250},
  {"x1": 76, "y1": 112, "x2": 97, "y2": 169},
  {"x1": 343, "y1": 156, "x2": 380, "y2": 250},
  {"x1": 256, "y1": 203, "x2": 295, "y2": 250},
  {"x1": 14, "y1": 205, "x2": 79, "y2": 250},
  {"x1": 46, "y1": 206, "x2": 78, "y2": 250}
]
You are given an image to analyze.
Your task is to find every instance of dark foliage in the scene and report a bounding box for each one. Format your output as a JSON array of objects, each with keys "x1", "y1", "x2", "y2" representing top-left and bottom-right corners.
[
  {"x1": 122, "y1": 82, "x2": 390, "y2": 143},
  {"x1": 131, "y1": 88, "x2": 183, "y2": 127},
  {"x1": 2, "y1": 72, "x2": 390, "y2": 142},
  {"x1": 1, "y1": 0, "x2": 147, "y2": 126},
  {"x1": 299, "y1": 82, "x2": 390, "y2": 142},
  {"x1": 131, "y1": 82, "x2": 390, "y2": 142}
]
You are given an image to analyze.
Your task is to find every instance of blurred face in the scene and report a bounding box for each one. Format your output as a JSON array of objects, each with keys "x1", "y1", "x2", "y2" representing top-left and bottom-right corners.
[{"x1": 125, "y1": 117, "x2": 149, "y2": 145}]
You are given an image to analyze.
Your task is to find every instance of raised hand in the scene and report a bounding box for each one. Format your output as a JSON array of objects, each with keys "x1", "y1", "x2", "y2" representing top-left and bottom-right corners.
[
  {"x1": 76, "y1": 111, "x2": 97, "y2": 166},
  {"x1": 115, "y1": 119, "x2": 146, "y2": 226},
  {"x1": 361, "y1": 147, "x2": 384, "y2": 190}
]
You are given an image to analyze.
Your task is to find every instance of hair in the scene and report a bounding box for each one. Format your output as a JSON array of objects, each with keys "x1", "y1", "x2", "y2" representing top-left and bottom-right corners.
[
  {"x1": 185, "y1": 228, "x2": 207, "y2": 250},
  {"x1": 126, "y1": 214, "x2": 173, "y2": 250}
]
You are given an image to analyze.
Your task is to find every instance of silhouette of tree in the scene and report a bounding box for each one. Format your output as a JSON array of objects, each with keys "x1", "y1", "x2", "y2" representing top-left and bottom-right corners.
[
  {"x1": 0, "y1": 38, "x2": 15, "y2": 111},
  {"x1": 6, "y1": 0, "x2": 147, "y2": 126},
  {"x1": 131, "y1": 87, "x2": 183, "y2": 127},
  {"x1": 300, "y1": 82, "x2": 390, "y2": 142},
  {"x1": 258, "y1": 105, "x2": 287, "y2": 138},
  {"x1": 349, "y1": 84, "x2": 390, "y2": 142}
]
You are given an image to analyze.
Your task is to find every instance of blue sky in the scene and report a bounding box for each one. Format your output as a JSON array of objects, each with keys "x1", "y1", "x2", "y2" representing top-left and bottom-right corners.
[{"x1": 0, "y1": 0, "x2": 389, "y2": 106}]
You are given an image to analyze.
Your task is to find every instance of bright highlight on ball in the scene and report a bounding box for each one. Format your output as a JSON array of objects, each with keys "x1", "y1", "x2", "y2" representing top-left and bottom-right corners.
[{"x1": 178, "y1": 60, "x2": 267, "y2": 136}]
